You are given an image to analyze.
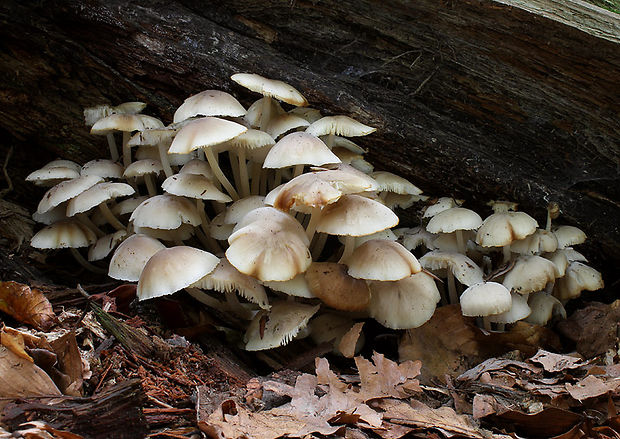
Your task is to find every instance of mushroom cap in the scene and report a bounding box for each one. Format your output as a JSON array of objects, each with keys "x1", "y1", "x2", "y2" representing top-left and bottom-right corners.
[
  {"x1": 553, "y1": 225, "x2": 587, "y2": 249},
  {"x1": 244, "y1": 97, "x2": 285, "y2": 127},
  {"x1": 368, "y1": 272, "x2": 441, "y2": 329},
  {"x1": 224, "y1": 196, "x2": 267, "y2": 225},
  {"x1": 305, "y1": 115, "x2": 376, "y2": 137},
  {"x1": 168, "y1": 117, "x2": 248, "y2": 154},
  {"x1": 487, "y1": 291, "x2": 531, "y2": 324},
  {"x1": 162, "y1": 173, "x2": 232, "y2": 202},
  {"x1": 475, "y1": 211, "x2": 538, "y2": 247},
  {"x1": 525, "y1": 291, "x2": 566, "y2": 325},
  {"x1": 41, "y1": 159, "x2": 82, "y2": 173},
  {"x1": 226, "y1": 208, "x2": 312, "y2": 281},
  {"x1": 316, "y1": 194, "x2": 399, "y2": 237},
  {"x1": 123, "y1": 159, "x2": 163, "y2": 178},
  {"x1": 289, "y1": 107, "x2": 322, "y2": 123},
  {"x1": 459, "y1": 282, "x2": 512, "y2": 317},
  {"x1": 173, "y1": 90, "x2": 246, "y2": 123},
  {"x1": 66, "y1": 182, "x2": 135, "y2": 216},
  {"x1": 396, "y1": 226, "x2": 437, "y2": 252},
  {"x1": 32, "y1": 203, "x2": 67, "y2": 225},
  {"x1": 333, "y1": 148, "x2": 375, "y2": 175},
  {"x1": 26, "y1": 166, "x2": 81, "y2": 187},
  {"x1": 263, "y1": 132, "x2": 340, "y2": 169},
  {"x1": 81, "y1": 159, "x2": 123, "y2": 179},
  {"x1": 419, "y1": 251, "x2": 484, "y2": 287},
  {"x1": 321, "y1": 135, "x2": 367, "y2": 154},
  {"x1": 88, "y1": 230, "x2": 127, "y2": 261},
  {"x1": 423, "y1": 197, "x2": 461, "y2": 218},
  {"x1": 134, "y1": 224, "x2": 196, "y2": 242},
  {"x1": 108, "y1": 233, "x2": 166, "y2": 281},
  {"x1": 305, "y1": 262, "x2": 370, "y2": 311},
  {"x1": 127, "y1": 127, "x2": 176, "y2": 147},
  {"x1": 179, "y1": 159, "x2": 214, "y2": 179},
  {"x1": 263, "y1": 273, "x2": 315, "y2": 299},
  {"x1": 37, "y1": 175, "x2": 104, "y2": 214},
  {"x1": 130, "y1": 194, "x2": 201, "y2": 230},
  {"x1": 511, "y1": 229, "x2": 558, "y2": 255},
  {"x1": 137, "y1": 246, "x2": 219, "y2": 300},
  {"x1": 244, "y1": 301, "x2": 320, "y2": 351},
  {"x1": 31, "y1": 220, "x2": 97, "y2": 249},
  {"x1": 274, "y1": 169, "x2": 377, "y2": 212},
  {"x1": 544, "y1": 248, "x2": 588, "y2": 278},
  {"x1": 426, "y1": 207, "x2": 482, "y2": 234},
  {"x1": 264, "y1": 113, "x2": 310, "y2": 139},
  {"x1": 192, "y1": 258, "x2": 269, "y2": 309},
  {"x1": 209, "y1": 211, "x2": 235, "y2": 241},
  {"x1": 370, "y1": 171, "x2": 423, "y2": 195},
  {"x1": 502, "y1": 255, "x2": 556, "y2": 295},
  {"x1": 231, "y1": 73, "x2": 308, "y2": 106},
  {"x1": 552, "y1": 262, "x2": 603, "y2": 302},
  {"x1": 226, "y1": 129, "x2": 275, "y2": 151},
  {"x1": 344, "y1": 239, "x2": 421, "y2": 281},
  {"x1": 90, "y1": 113, "x2": 164, "y2": 134}
]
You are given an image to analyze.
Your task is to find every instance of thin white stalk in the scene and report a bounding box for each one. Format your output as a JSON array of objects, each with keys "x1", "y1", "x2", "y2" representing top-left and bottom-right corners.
[
  {"x1": 158, "y1": 142, "x2": 174, "y2": 178},
  {"x1": 338, "y1": 235, "x2": 356, "y2": 263},
  {"x1": 122, "y1": 131, "x2": 132, "y2": 168},
  {"x1": 106, "y1": 133, "x2": 119, "y2": 162},
  {"x1": 70, "y1": 248, "x2": 106, "y2": 274},
  {"x1": 204, "y1": 147, "x2": 239, "y2": 201},
  {"x1": 237, "y1": 148, "x2": 251, "y2": 198},
  {"x1": 76, "y1": 213, "x2": 105, "y2": 238},
  {"x1": 99, "y1": 202, "x2": 126, "y2": 231},
  {"x1": 144, "y1": 174, "x2": 157, "y2": 197}
]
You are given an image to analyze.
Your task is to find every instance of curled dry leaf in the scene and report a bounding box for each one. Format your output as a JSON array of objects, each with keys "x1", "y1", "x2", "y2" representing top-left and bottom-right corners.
[
  {"x1": 565, "y1": 375, "x2": 620, "y2": 402},
  {"x1": 0, "y1": 281, "x2": 55, "y2": 330},
  {"x1": 338, "y1": 322, "x2": 364, "y2": 358},
  {"x1": 0, "y1": 328, "x2": 33, "y2": 362},
  {"x1": 356, "y1": 352, "x2": 422, "y2": 399},
  {"x1": 529, "y1": 349, "x2": 586, "y2": 373}
]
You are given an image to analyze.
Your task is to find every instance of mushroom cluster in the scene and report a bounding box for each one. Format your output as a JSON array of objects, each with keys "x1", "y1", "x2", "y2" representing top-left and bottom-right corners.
[{"x1": 27, "y1": 73, "x2": 604, "y2": 352}]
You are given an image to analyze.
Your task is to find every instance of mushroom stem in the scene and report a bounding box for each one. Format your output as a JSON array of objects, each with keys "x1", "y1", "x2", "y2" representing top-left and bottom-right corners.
[
  {"x1": 237, "y1": 148, "x2": 251, "y2": 198},
  {"x1": 326, "y1": 132, "x2": 335, "y2": 149},
  {"x1": 143, "y1": 174, "x2": 157, "y2": 197},
  {"x1": 196, "y1": 199, "x2": 222, "y2": 253},
  {"x1": 272, "y1": 169, "x2": 283, "y2": 189},
  {"x1": 502, "y1": 244, "x2": 512, "y2": 264},
  {"x1": 203, "y1": 147, "x2": 239, "y2": 201},
  {"x1": 447, "y1": 271, "x2": 458, "y2": 304},
  {"x1": 229, "y1": 150, "x2": 242, "y2": 193},
  {"x1": 481, "y1": 317, "x2": 492, "y2": 332},
  {"x1": 106, "y1": 133, "x2": 119, "y2": 162},
  {"x1": 456, "y1": 230, "x2": 466, "y2": 254},
  {"x1": 250, "y1": 161, "x2": 262, "y2": 195},
  {"x1": 311, "y1": 232, "x2": 328, "y2": 260},
  {"x1": 292, "y1": 164, "x2": 304, "y2": 179},
  {"x1": 260, "y1": 169, "x2": 269, "y2": 195},
  {"x1": 224, "y1": 291, "x2": 253, "y2": 320},
  {"x1": 98, "y1": 202, "x2": 126, "y2": 231},
  {"x1": 158, "y1": 142, "x2": 174, "y2": 178},
  {"x1": 305, "y1": 210, "x2": 320, "y2": 241},
  {"x1": 76, "y1": 213, "x2": 105, "y2": 238},
  {"x1": 338, "y1": 235, "x2": 356, "y2": 263},
  {"x1": 185, "y1": 287, "x2": 227, "y2": 311},
  {"x1": 122, "y1": 131, "x2": 132, "y2": 168},
  {"x1": 259, "y1": 97, "x2": 273, "y2": 131},
  {"x1": 70, "y1": 248, "x2": 107, "y2": 274}
]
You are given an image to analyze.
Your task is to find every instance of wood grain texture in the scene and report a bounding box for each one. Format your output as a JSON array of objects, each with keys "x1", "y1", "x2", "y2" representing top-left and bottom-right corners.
[{"x1": 0, "y1": 0, "x2": 618, "y2": 286}]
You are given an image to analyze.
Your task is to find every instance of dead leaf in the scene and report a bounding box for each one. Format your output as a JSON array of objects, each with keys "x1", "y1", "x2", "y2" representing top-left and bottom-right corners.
[
  {"x1": 566, "y1": 375, "x2": 620, "y2": 402},
  {"x1": 376, "y1": 398, "x2": 485, "y2": 438},
  {"x1": 472, "y1": 394, "x2": 500, "y2": 419},
  {"x1": 457, "y1": 357, "x2": 541, "y2": 382},
  {"x1": 338, "y1": 322, "x2": 364, "y2": 358},
  {"x1": 0, "y1": 346, "x2": 61, "y2": 409},
  {"x1": 0, "y1": 281, "x2": 55, "y2": 330},
  {"x1": 356, "y1": 352, "x2": 421, "y2": 400},
  {"x1": 489, "y1": 407, "x2": 583, "y2": 438},
  {"x1": 0, "y1": 328, "x2": 32, "y2": 362},
  {"x1": 530, "y1": 349, "x2": 585, "y2": 373},
  {"x1": 16, "y1": 421, "x2": 83, "y2": 439},
  {"x1": 557, "y1": 300, "x2": 620, "y2": 359},
  {"x1": 48, "y1": 332, "x2": 83, "y2": 396}
]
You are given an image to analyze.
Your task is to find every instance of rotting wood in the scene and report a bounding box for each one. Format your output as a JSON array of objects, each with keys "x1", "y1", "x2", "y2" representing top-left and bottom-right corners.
[{"x1": 0, "y1": 0, "x2": 617, "y2": 288}]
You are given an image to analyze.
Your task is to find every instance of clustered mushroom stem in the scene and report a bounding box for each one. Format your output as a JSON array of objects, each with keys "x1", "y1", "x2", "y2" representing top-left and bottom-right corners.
[
  {"x1": 224, "y1": 291, "x2": 253, "y2": 320},
  {"x1": 311, "y1": 232, "x2": 328, "y2": 260},
  {"x1": 70, "y1": 248, "x2": 107, "y2": 274},
  {"x1": 144, "y1": 174, "x2": 158, "y2": 197},
  {"x1": 229, "y1": 150, "x2": 242, "y2": 192},
  {"x1": 158, "y1": 142, "x2": 175, "y2": 178},
  {"x1": 196, "y1": 199, "x2": 221, "y2": 253},
  {"x1": 204, "y1": 148, "x2": 240, "y2": 201},
  {"x1": 106, "y1": 133, "x2": 119, "y2": 162},
  {"x1": 185, "y1": 287, "x2": 227, "y2": 311},
  {"x1": 250, "y1": 162, "x2": 262, "y2": 195},
  {"x1": 292, "y1": 164, "x2": 304, "y2": 179},
  {"x1": 447, "y1": 271, "x2": 458, "y2": 304},
  {"x1": 456, "y1": 230, "x2": 466, "y2": 254},
  {"x1": 122, "y1": 131, "x2": 132, "y2": 168},
  {"x1": 195, "y1": 228, "x2": 220, "y2": 253},
  {"x1": 98, "y1": 202, "x2": 126, "y2": 232},
  {"x1": 76, "y1": 213, "x2": 105, "y2": 238},
  {"x1": 260, "y1": 169, "x2": 269, "y2": 195},
  {"x1": 237, "y1": 148, "x2": 251, "y2": 198},
  {"x1": 338, "y1": 235, "x2": 356, "y2": 263},
  {"x1": 272, "y1": 169, "x2": 283, "y2": 189},
  {"x1": 482, "y1": 317, "x2": 492, "y2": 332},
  {"x1": 326, "y1": 132, "x2": 335, "y2": 149},
  {"x1": 502, "y1": 244, "x2": 512, "y2": 263},
  {"x1": 259, "y1": 97, "x2": 273, "y2": 131},
  {"x1": 305, "y1": 211, "x2": 320, "y2": 241}
]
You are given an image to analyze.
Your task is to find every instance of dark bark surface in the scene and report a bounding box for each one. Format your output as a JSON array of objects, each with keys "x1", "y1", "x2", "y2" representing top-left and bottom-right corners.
[{"x1": 0, "y1": 0, "x2": 618, "y2": 288}]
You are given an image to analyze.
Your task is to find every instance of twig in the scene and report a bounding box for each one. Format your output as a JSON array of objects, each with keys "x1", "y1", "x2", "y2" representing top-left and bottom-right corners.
[
  {"x1": 410, "y1": 67, "x2": 439, "y2": 96},
  {"x1": 94, "y1": 360, "x2": 114, "y2": 393},
  {"x1": 0, "y1": 146, "x2": 14, "y2": 199},
  {"x1": 147, "y1": 394, "x2": 174, "y2": 409}
]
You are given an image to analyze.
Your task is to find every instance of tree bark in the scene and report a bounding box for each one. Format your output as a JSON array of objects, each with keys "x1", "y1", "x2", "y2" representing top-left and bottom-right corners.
[{"x1": 0, "y1": 0, "x2": 618, "y2": 284}]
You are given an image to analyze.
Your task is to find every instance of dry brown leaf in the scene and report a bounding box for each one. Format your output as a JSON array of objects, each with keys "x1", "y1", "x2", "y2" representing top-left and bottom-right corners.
[
  {"x1": 356, "y1": 352, "x2": 421, "y2": 399},
  {"x1": 566, "y1": 375, "x2": 620, "y2": 402},
  {"x1": 0, "y1": 346, "x2": 61, "y2": 409},
  {"x1": 16, "y1": 421, "x2": 83, "y2": 439},
  {"x1": 530, "y1": 349, "x2": 586, "y2": 373},
  {"x1": 472, "y1": 394, "x2": 500, "y2": 419},
  {"x1": 47, "y1": 332, "x2": 83, "y2": 396},
  {"x1": 457, "y1": 357, "x2": 541, "y2": 382},
  {"x1": 371, "y1": 421, "x2": 415, "y2": 439},
  {"x1": 0, "y1": 328, "x2": 33, "y2": 362},
  {"x1": 557, "y1": 300, "x2": 620, "y2": 359},
  {"x1": 0, "y1": 281, "x2": 55, "y2": 331},
  {"x1": 338, "y1": 322, "x2": 364, "y2": 358},
  {"x1": 376, "y1": 398, "x2": 485, "y2": 438},
  {"x1": 489, "y1": 407, "x2": 583, "y2": 438}
]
